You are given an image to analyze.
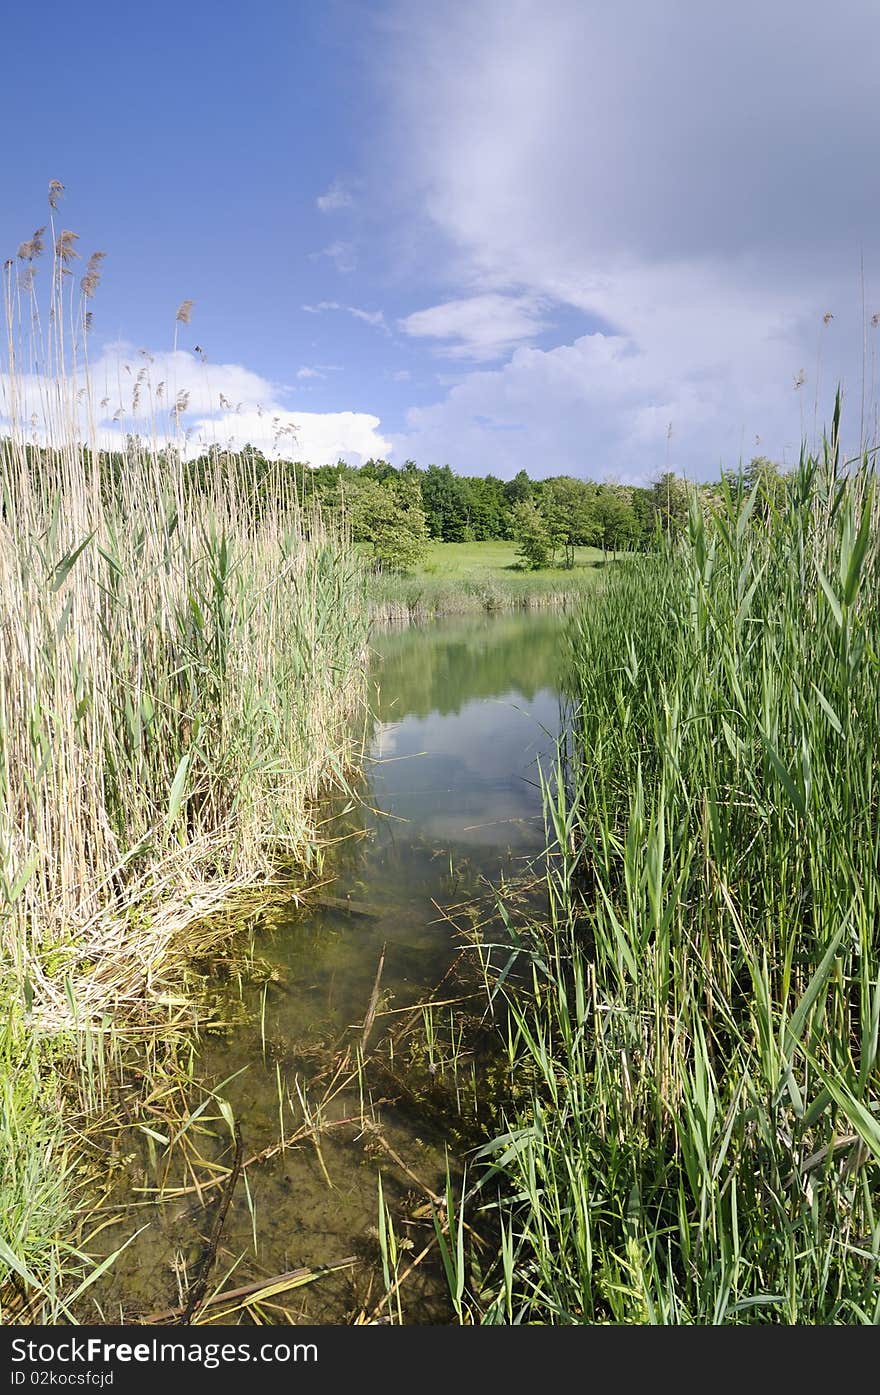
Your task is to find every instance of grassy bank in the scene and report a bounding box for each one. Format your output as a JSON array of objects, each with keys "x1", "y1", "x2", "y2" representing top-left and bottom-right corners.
[
  {"x1": 451, "y1": 436, "x2": 880, "y2": 1323},
  {"x1": 0, "y1": 248, "x2": 370, "y2": 1313},
  {"x1": 368, "y1": 540, "x2": 605, "y2": 621}
]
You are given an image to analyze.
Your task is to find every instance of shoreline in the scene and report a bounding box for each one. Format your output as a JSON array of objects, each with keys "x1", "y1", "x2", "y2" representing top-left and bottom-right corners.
[{"x1": 367, "y1": 549, "x2": 608, "y2": 622}]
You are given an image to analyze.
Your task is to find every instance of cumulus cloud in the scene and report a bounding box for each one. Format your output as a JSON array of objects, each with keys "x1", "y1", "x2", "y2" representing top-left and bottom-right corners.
[
  {"x1": 381, "y1": 0, "x2": 880, "y2": 478},
  {"x1": 396, "y1": 321, "x2": 816, "y2": 483},
  {"x1": 0, "y1": 344, "x2": 390, "y2": 466},
  {"x1": 399, "y1": 293, "x2": 550, "y2": 360},
  {"x1": 192, "y1": 408, "x2": 391, "y2": 464}
]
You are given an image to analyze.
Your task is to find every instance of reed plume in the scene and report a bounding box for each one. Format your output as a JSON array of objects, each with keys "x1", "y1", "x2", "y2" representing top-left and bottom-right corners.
[
  {"x1": 17, "y1": 227, "x2": 46, "y2": 261},
  {"x1": 80, "y1": 251, "x2": 106, "y2": 299}
]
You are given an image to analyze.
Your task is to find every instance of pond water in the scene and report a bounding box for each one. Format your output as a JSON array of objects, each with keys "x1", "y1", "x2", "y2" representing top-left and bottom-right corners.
[{"x1": 93, "y1": 609, "x2": 565, "y2": 1323}]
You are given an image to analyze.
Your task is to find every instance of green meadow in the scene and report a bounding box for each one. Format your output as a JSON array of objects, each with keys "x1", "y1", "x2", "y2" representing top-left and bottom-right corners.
[{"x1": 368, "y1": 539, "x2": 607, "y2": 620}]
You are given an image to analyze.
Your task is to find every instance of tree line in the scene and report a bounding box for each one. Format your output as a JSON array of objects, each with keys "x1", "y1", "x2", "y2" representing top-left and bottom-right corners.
[
  {"x1": 4, "y1": 436, "x2": 783, "y2": 573},
  {"x1": 298, "y1": 457, "x2": 693, "y2": 571}
]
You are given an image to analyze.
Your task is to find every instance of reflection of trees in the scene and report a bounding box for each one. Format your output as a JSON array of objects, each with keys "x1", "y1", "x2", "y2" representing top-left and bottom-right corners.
[
  {"x1": 296, "y1": 613, "x2": 561, "y2": 1013},
  {"x1": 369, "y1": 613, "x2": 563, "y2": 722}
]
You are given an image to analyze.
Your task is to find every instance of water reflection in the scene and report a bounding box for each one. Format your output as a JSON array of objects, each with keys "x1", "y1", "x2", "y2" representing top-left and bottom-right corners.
[
  {"x1": 265, "y1": 611, "x2": 564, "y2": 1022},
  {"x1": 372, "y1": 611, "x2": 563, "y2": 721},
  {"x1": 369, "y1": 612, "x2": 560, "y2": 853}
]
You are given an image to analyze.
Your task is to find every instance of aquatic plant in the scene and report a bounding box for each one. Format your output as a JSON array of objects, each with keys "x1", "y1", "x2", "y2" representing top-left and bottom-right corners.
[{"x1": 458, "y1": 419, "x2": 880, "y2": 1322}]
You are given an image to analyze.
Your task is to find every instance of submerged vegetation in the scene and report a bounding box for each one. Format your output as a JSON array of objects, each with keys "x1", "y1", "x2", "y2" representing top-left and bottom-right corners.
[
  {"x1": 0, "y1": 193, "x2": 370, "y2": 1312},
  {"x1": 446, "y1": 424, "x2": 880, "y2": 1323}
]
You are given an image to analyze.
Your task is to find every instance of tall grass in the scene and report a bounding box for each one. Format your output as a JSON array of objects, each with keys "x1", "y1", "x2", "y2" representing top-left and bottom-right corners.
[
  {"x1": 0, "y1": 437, "x2": 367, "y2": 1028},
  {"x1": 0, "y1": 195, "x2": 369, "y2": 1311},
  {"x1": 458, "y1": 423, "x2": 880, "y2": 1322}
]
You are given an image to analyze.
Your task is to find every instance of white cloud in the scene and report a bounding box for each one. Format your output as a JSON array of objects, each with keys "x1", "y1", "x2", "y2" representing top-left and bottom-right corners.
[
  {"x1": 399, "y1": 293, "x2": 550, "y2": 361},
  {"x1": 396, "y1": 258, "x2": 838, "y2": 478},
  {"x1": 1, "y1": 344, "x2": 390, "y2": 467},
  {"x1": 316, "y1": 182, "x2": 354, "y2": 213},
  {"x1": 348, "y1": 306, "x2": 386, "y2": 330},
  {"x1": 380, "y1": 0, "x2": 880, "y2": 477},
  {"x1": 192, "y1": 408, "x2": 390, "y2": 465},
  {"x1": 1, "y1": 346, "x2": 270, "y2": 430},
  {"x1": 303, "y1": 301, "x2": 388, "y2": 331},
  {"x1": 396, "y1": 320, "x2": 815, "y2": 482},
  {"x1": 312, "y1": 239, "x2": 357, "y2": 273}
]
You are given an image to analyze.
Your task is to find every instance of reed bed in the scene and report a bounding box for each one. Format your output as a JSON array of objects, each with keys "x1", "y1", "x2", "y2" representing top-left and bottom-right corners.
[
  {"x1": 0, "y1": 195, "x2": 370, "y2": 1309},
  {"x1": 0, "y1": 440, "x2": 367, "y2": 1028},
  {"x1": 454, "y1": 423, "x2": 880, "y2": 1322}
]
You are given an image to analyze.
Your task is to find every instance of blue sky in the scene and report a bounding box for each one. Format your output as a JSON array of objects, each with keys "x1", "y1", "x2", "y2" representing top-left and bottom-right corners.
[{"x1": 3, "y1": 0, "x2": 879, "y2": 480}]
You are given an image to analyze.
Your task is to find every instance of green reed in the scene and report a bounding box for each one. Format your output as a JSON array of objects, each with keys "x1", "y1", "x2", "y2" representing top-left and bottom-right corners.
[{"x1": 458, "y1": 419, "x2": 880, "y2": 1323}]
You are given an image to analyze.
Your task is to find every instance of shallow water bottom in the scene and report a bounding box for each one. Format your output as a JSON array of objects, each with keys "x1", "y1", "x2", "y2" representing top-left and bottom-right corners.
[{"x1": 84, "y1": 611, "x2": 564, "y2": 1323}]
